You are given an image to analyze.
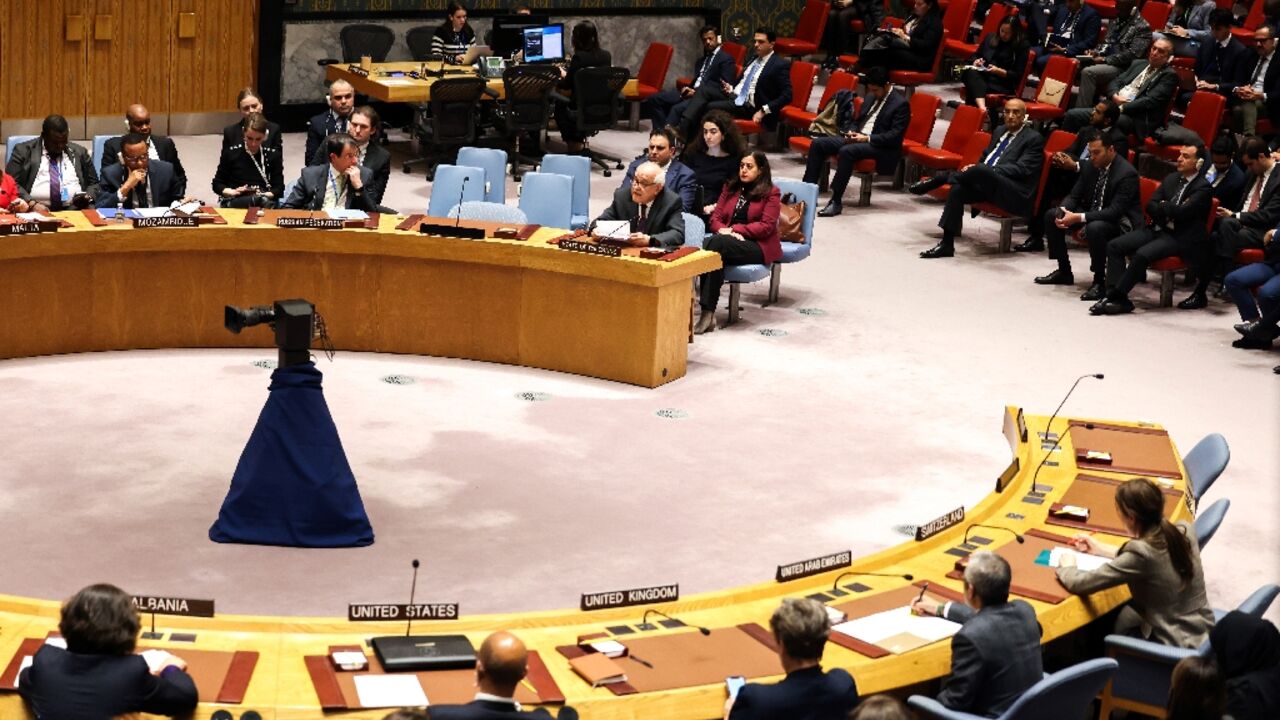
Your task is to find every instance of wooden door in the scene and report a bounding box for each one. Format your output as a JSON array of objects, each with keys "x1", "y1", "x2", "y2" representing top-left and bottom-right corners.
[
  {"x1": 168, "y1": 0, "x2": 258, "y2": 133},
  {"x1": 0, "y1": 0, "x2": 89, "y2": 135},
  {"x1": 84, "y1": 0, "x2": 173, "y2": 136}
]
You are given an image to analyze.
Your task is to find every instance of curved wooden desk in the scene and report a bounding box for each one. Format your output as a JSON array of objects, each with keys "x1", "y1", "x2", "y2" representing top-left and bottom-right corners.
[
  {"x1": 0, "y1": 211, "x2": 719, "y2": 387},
  {"x1": 0, "y1": 410, "x2": 1191, "y2": 719}
]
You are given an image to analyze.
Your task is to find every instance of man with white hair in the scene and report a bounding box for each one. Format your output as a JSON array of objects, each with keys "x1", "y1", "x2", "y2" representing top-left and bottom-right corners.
[{"x1": 591, "y1": 160, "x2": 685, "y2": 249}]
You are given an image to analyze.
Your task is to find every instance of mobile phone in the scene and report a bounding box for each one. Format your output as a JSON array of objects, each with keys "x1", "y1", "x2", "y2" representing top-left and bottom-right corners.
[{"x1": 726, "y1": 675, "x2": 746, "y2": 700}]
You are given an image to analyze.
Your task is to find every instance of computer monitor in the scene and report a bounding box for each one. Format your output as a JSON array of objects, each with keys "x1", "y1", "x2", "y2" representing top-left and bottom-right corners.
[
  {"x1": 491, "y1": 13, "x2": 549, "y2": 58},
  {"x1": 521, "y1": 24, "x2": 565, "y2": 63}
]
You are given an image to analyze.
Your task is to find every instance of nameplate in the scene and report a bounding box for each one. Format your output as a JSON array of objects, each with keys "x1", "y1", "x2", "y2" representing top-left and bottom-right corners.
[
  {"x1": 348, "y1": 64, "x2": 370, "y2": 77},
  {"x1": 132, "y1": 216, "x2": 198, "y2": 229},
  {"x1": 560, "y1": 239, "x2": 622, "y2": 257},
  {"x1": 776, "y1": 550, "x2": 852, "y2": 582},
  {"x1": 580, "y1": 584, "x2": 679, "y2": 611},
  {"x1": 277, "y1": 217, "x2": 344, "y2": 229},
  {"x1": 347, "y1": 603, "x2": 460, "y2": 621},
  {"x1": 915, "y1": 506, "x2": 966, "y2": 541},
  {"x1": 419, "y1": 222, "x2": 486, "y2": 239},
  {"x1": 0, "y1": 222, "x2": 44, "y2": 235},
  {"x1": 131, "y1": 596, "x2": 215, "y2": 617}
]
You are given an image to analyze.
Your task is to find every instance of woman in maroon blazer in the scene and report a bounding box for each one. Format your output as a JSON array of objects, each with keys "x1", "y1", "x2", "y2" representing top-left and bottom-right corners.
[{"x1": 695, "y1": 150, "x2": 782, "y2": 334}]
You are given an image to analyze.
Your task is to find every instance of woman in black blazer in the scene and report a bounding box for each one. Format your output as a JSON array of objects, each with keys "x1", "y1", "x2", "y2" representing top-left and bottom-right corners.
[
  {"x1": 554, "y1": 21, "x2": 613, "y2": 153},
  {"x1": 961, "y1": 16, "x2": 1028, "y2": 120},
  {"x1": 18, "y1": 584, "x2": 198, "y2": 719},
  {"x1": 221, "y1": 87, "x2": 283, "y2": 153},
  {"x1": 858, "y1": 0, "x2": 943, "y2": 72}
]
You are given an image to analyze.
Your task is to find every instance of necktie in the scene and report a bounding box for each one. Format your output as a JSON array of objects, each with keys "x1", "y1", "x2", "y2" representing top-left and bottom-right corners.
[
  {"x1": 1092, "y1": 167, "x2": 1109, "y2": 211},
  {"x1": 859, "y1": 97, "x2": 885, "y2": 133},
  {"x1": 135, "y1": 178, "x2": 149, "y2": 209},
  {"x1": 695, "y1": 50, "x2": 715, "y2": 88},
  {"x1": 736, "y1": 61, "x2": 761, "y2": 107},
  {"x1": 637, "y1": 203, "x2": 649, "y2": 233},
  {"x1": 1248, "y1": 175, "x2": 1263, "y2": 212},
  {"x1": 49, "y1": 155, "x2": 63, "y2": 211},
  {"x1": 985, "y1": 133, "x2": 1013, "y2": 166},
  {"x1": 1172, "y1": 177, "x2": 1189, "y2": 206}
]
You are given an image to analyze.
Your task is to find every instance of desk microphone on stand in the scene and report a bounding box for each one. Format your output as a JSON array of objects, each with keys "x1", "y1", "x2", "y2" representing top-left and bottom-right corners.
[
  {"x1": 406, "y1": 559, "x2": 421, "y2": 637},
  {"x1": 963, "y1": 524, "x2": 1025, "y2": 545},
  {"x1": 1029, "y1": 373, "x2": 1104, "y2": 490},
  {"x1": 640, "y1": 609, "x2": 710, "y2": 635},
  {"x1": 454, "y1": 176, "x2": 469, "y2": 228},
  {"x1": 830, "y1": 570, "x2": 914, "y2": 594}
]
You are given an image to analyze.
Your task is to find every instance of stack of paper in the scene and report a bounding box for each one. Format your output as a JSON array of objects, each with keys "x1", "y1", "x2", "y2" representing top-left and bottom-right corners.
[
  {"x1": 831, "y1": 606, "x2": 962, "y2": 654},
  {"x1": 353, "y1": 674, "x2": 429, "y2": 708}
]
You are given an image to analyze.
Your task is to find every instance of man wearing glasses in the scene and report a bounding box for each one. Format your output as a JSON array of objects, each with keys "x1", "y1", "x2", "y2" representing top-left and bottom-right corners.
[
  {"x1": 592, "y1": 161, "x2": 685, "y2": 249},
  {"x1": 1231, "y1": 24, "x2": 1280, "y2": 136},
  {"x1": 101, "y1": 105, "x2": 188, "y2": 197},
  {"x1": 96, "y1": 133, "x2": 188, "y2": 209},
  {"x1": 912, "y1": 99, "x2": 1045, "y2": 258},
  {"x1": 1060, "y1": 38, "x2": 1178, "y2": 142},
  {"x1": 621, "y1": 127, "x2": 698, "y2": 212}
]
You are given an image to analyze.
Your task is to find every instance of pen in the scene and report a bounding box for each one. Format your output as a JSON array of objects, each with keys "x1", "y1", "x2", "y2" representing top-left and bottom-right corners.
[
  {"x1": 628, "y1": 654, "x2": 654, "y2": 669},
  {"x1": 519, "y1": 678, "x2": 538, "y2": 695},
  {"x1": 915, "y1": 582, "x2": 929, "y2": 604}
]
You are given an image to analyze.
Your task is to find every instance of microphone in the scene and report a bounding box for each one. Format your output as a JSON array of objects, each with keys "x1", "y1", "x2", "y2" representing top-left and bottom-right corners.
[
  {"x1": 964, "y1": 524, "x2": 1025, "y2": 546},
  {"x1": 830, "y1": 570, "x2": 914, "y2": 595},
  {"x1": 1029, "y1": 373, "x2": 1104, "y2": 491},
  {"x1": 405, "y1": 559, "x2": 421, "y2": 637},
  {"x1": 454, "y1": 175, "x2": 469, "y2": 228},
  {"x1": 640, "y1": 609, "x2": 711, "y2": 635}
]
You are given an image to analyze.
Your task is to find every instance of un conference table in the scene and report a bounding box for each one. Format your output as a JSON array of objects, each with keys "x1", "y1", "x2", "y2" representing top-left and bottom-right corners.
[
  {"x1": 0, "y1": 406, "x2": 1197, "y2": 719},
  {"x1": 0, "y1": 209, "x2": 719, "y2": 387}
]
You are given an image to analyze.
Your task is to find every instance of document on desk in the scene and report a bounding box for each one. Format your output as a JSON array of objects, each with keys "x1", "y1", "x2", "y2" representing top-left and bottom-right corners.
[
  {"x1": 380, "y1": 78, "x2": 421, "y2": 86},
  {"x1": 327, "y1": 209, "x2": 369, "y2": 221},
  {"x1": 831, "y1": 606, "x2": 961, "y2": 654},
  {"x1": 135, "y1": 207, "x2": 173, "y2": 219},
  {"x1": 594, "y1": 220, "x2": 630, "y2": 240},
  {"x1": 1038, "y1": 547, "x2": 1111, "y2": 571},
  {"x1": 353, "y1": 673, "x2": 429, "y2": 707}
]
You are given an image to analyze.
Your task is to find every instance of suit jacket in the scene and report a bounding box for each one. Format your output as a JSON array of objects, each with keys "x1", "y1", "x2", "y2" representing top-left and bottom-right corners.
[
  {"x1": 221, "y1": 119, "x2": 284, "y2": 153},
  {"x1": 281, "y1": 163, "x2": 378, "y2": 212},
  {"x1": 1064, "y1": 154, "x2": 1143, "y2": 230},
  {"x1": 623, "y1": 157, "x2": 699, "y2": 212},
  {"x1": 101, "y1": 134, "x2": 187, "y2": 197},
  {"x1": 1146, "y1": 171, "x2": 1213, "y2": 248},
  {"x1": 304, "y1": 110, "x2": 354, "y2": 168},
  {"x1": 1238, "y1": 50, "x2": 1280, "y2": 120},
  {"x1": 212, "y1": 144, "x2": 286, "y2": 200},
  {"x1": 595, "y1": 185, "x2": 686, "y2": 249},
  {"x1": 5, "y1": 136, "x2": 100, "y2": 203},
  {"x1": 1046, "y1": 4, "x2": 1102, "y2": 57},
  {"x1": 907, "y1": 9, "x2": 945, "y2": 65},
  {"x1": 1098, "y1": 11, "x2": 1151, "y2": 69},
  {"x1": 1207, "y1": 161, "x2": 1246, "y2": 211},
  {"x1": 1107, "y1": 60, "x2": 1179, "y2": 138},
  {"x1": 429, "y1": 699, "x2": 554, "y2": 719},
  {"x1": 842, "y1": 89, "x2": 912, "y2": 175},
  {"x1": 1166, "y1": 0, "x2": 1217, "y2": 43},
  {"x1": 309, "y1": 141, "x2": 392, "y2": 205},
  {"x1": 17, "y1": 645, "x2": 197, "y2": 720},
  {"x1": 691, "y1": 46, "x2": 738, "y2": 90},
  {"x1": 1196, "y1": 37, "x2": 1252, "y2": 92},
  {"x1": 1067, "y1": 125, "x2": 1131, "y2": 164},
  {"x1": 709, "y1": 185, "x2": 783, "y2": 263},
  {"x1": 982, "y1": 125, "x2": 1046, "y2": 214},
  {"x1": 728, "y1": 666, "x2": 859, "y2": 720},
  {"x1": 937, "y1": 600, "x2": 1043, "y2": 718},
  {"x1": 95, "y1": 159, "x2": 183, "y2": 209},
  {"x1": 1233, "y1": 164, "x2": 1280, "y2": 227},
  {"x1": 1059, "y1": 521, "x2": 1214, "y2": 648},
  {"x1": 737, "y1": 53, "x2": 793, "y2": 117}
]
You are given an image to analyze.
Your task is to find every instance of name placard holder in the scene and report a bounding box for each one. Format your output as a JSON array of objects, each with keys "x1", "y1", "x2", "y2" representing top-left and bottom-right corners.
[
  {"x1": 580, "y1": 584, "x2": 680, "y2": 611},
  {"x1": 419, "y1": 222, "x2": 486, "y2": 239},
  {"x1": 347, "y1": 603, "x2": 460, "y2": 622},
  {"x1": 915, "y1": 506, "x2": 965, "y2": 541},
  {"x1": 347, "y1": 64, "x2": 371, "y2": 77},
  {"x1": 0, "y1": 221, "x2": 57, "y2": 235},
  {"x1": 277, "y1": 217, "x2": 344, "y2": 229},
  {"x1": 131, "y1": 595, "x2": 215, "y2": 641},
  {"x1": 776, "y1": 550, "x2": 852, "y2": 582},
  {"x1": 560, "y1": 239, "x2": 622, "y2": 257},
  {"x1": 132, "y1": 216, "x2": 199, "y2": 229}
]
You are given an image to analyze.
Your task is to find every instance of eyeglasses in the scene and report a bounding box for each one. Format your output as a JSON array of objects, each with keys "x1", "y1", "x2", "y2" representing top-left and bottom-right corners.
[{"x1": 122, "y1": 153, "x2": 148, "y2": 162}]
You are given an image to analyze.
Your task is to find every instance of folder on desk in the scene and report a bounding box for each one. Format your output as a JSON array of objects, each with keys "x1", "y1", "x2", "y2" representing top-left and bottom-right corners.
[
  {"x1": 371, "y1": 634, "x2": 476, "y2": 672},
  {"x1": 568, "y1": 652, "x2": 627, "y2": 687}
]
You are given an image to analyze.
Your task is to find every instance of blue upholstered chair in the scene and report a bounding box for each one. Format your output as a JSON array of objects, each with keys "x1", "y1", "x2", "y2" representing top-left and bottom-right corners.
[
  {"x1": 1193, "y1": 497, "x2": 1229, "y2": 549},
  {"x1": 446, "y1": 200, "x2": 528, "y2": 224},
  {"x1": 1097, "y1": 583, "x2": 1280, "y2": 719},
  {"x1": 769, "y1": 178, "x2": 819, "y2": 304},
  {"x1": 682, "y1": 212, "x2": 705, "y2": 248},
  {"x1": 1183, "y1": 433, "x2": 1229, "y2": 502},
  {"x1": 908, "y1": 658, "x2": 1118, "y2": 720},
  {"x1": 4, "y1": 135, "x2": 36, "y2": 165},
  {"x1": 456, "y1": 147, "x2": 508, "y2": 204},
  {"x1": 518, "y1": 172, "x2": 574, "y2": 229},
  {"x1": 539, "y1": 153, "x2": 591, "y2": 229},
  {"x1": 428, "y1": 164, "x2": 485, "y2": 218},
  {"x1": 93, "y1": 134, "x2": 114, "y2": 174}
]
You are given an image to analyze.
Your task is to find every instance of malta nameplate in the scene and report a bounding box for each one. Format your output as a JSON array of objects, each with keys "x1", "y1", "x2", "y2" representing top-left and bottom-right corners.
[
  {"x1": 348, "y1": 603, "x2": 460, "y2": 621},
  {"x1": 132, "y1": 216, "x2": 198, "y2": 229},
  {"x1": 0, "y1": 222, "x2": 46, "y2": 235},
  {"x1": 131, "y1": 596, "x2": 215, "y2": 618},
  {"x1": 776, "y1": 550, "x2": 852, "y2": 582},
  {"x1": 277, "y1": 217, "x2": 344, "y2": 229},
  {"x1": 915, "y1": 506, "x2": 965, "y2": 541},
  {"x1": 580, "y1": 584, "x2": 679, "y2": 611},
  {"x1": 560, "y1": 239, "x2": 622, "y2": 257}
]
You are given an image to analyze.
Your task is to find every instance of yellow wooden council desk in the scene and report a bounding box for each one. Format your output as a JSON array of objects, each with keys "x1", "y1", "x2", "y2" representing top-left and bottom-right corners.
[
  {"x1": 324, "y1": 61, "x2": 640, "y2": 103},
  {"x1": 0, "y1": 407, "x2": 1193, "y2": 719},
  {"x1": 0, "y1": 210, "x2": 718, "y2": 388}
]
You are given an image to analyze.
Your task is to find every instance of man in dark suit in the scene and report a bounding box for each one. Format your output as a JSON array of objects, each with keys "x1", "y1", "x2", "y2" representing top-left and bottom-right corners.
[
  {"x1": 304, "y1": 78, "x2": 357, "y2": 164},
  {"x1": 1062, "y1": 38, "x2": 1178, "y2": 142},
  {"x1": 281, "y1": 133, "x2": 378, "y2": 212},
  {"x1": 678, "y1": 28, "x2": 793, "y2": 144},
  {"x1": 622, "y1": 126, "x2": 699, "y2": 212},
  {"x1": 1230, "y1": 24, "x2": 1280, "y2": 135},
  {"x1": 1224, "y1": 245, "x2": 1280, "y2": 349},
  {"x1": 727, "y1": 597, "x2": 859, "y2": 720},
  {"x1": 591, "y1": 160, "x2": 685, "y2": 249},
  {"x1": 912, "y1": 552, "x2": 1042, "y2": 718},
  {"x1": 1094, "y1": 145, "x2": 1214, "y2": 314},
  {"x1": 1030, "y1": 0, "x2": 1102, "y2": 73},
  {"x1": 1187, "y1": 9, "x2": 1252, "y2": 107},
  {"x1": 642, "y1": 25, "x2": 737, "y2": 134},
  {"x1": 1035, "y1": 132, "x2": 1143, "y2": 299},
  {"x1": 101, "y1": 104, "x2": 188, "y2": 197},
  {"x1": 6, "y1": 114, "x2": 99, "y2": 211},
  {"x1": 1182, "y1": 135, "x2": 1280, "y2": 307},
  {"x1": 1206, "y1": 135, "x2": 1247, "y2": 211},
  {"x1": 308, "y1": 105, "x2": 391, "y2": 206},
  {"x1": 429, "y1": 631, "x2": 568, "y2": 719},
  {"x1": 809, "y1": 66, "x2": 910, "y2": 217},
  {"x1": 912, "y1": 98, "x2": 1045, "y2": 258},
  {"x1": 96, "y1": 133, "x2": 187, "y2": 209}
]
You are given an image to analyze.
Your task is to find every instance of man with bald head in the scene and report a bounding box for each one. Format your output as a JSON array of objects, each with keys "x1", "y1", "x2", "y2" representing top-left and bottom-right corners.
[
  {"x1": 591, "y1": 160, "x2": 685, "y2": 250},
  {"x1": 101, "y1": 104, "x2": 188, "y2": 197},
  {"x1": 429, "y1": 631, "x2": 571, "y2": 719},
  {"x1": 305, "y1": 79, "x2": 357, "y2": 164}
]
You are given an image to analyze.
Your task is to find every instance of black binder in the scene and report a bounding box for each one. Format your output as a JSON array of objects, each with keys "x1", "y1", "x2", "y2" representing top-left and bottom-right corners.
[{"x1": 371, "y1": 634, "x2": 477, "y2": 672}]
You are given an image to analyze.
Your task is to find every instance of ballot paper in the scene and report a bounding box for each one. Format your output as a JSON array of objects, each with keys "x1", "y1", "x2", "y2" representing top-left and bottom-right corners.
[
  {"x1": 16, "y1": 212, "x2": 55, "y2": 222},
  {"x1": 327, "y1": 209, "x2": 369, "y2": 221},
  {"x1": 135, "y1": 207, "x2": 172, "y2": 218},
  {"x1": 831, "y1": 606, "x2": 962, "y2": 654},
  {"x1": 353, "y1": 674, "x2": 429, "y2": 708},
  {"x1": 1045, "y1": 547, "x2": 1111, "y2": 571},
  {"x1": 594, "y1": 220, "x2": 630, "y2": 239}
]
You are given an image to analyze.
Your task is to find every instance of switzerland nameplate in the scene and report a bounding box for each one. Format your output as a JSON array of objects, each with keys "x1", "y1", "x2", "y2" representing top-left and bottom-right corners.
[
  {"x1": 915, "y1": 506, "x2": 965, "y2": 541},
  {"x1": 131, "y1": 596, "x2": 215, "y2": 617},
  {"x1": 580, "y1": 584, "x2": 679, "y2": 611},
  {"x1": 348, "y1": 603, "x2": 460, "y2": 621},
  {"x1": 776, "y1": 550, "x2": 852, "y2": 582},
  {"x1": 132, "y1": 217, "x2": 198, "y2": 228}
]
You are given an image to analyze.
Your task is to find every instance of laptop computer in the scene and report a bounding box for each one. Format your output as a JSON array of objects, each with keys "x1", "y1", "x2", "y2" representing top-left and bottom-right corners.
[
  {"x1": 371, "y1": 634, "x2": 477, "y2": 671},
  {"x1": 461, "y1": 44, "x2": 493, "y2": 65}
]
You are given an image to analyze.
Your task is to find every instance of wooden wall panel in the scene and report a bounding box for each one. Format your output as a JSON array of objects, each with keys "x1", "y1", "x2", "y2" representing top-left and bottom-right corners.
[
  {"x1": 85, "y1": 0, "x2": 173, "y2": 118},
  {"x1": 169, "y1": 0, "x2": 258, "y2": 114},
  {"x1": 0, "y1": 0, "x2": 88, "y2": 121}
]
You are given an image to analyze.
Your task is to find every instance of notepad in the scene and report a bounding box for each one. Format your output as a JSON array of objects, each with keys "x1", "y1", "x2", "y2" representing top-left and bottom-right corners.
[
  {"x1": 831, "y1": 606, "x2": 961, "y2": 654},
  {"x1": 327, "y1": 209, "x2": 369, "y2": 220},
  {"x1": 594, "y1": 220, "x2": 630, "y2": 239},
  {"x1": 353, "y1": 674, "x2": 429, "y2": 707},
  {"x1": 569, "y1": 652, "x2": 628, "y2": 686},
  {"x1": 1035, "y1": 547, "x2": 1111, "y2": 571}
]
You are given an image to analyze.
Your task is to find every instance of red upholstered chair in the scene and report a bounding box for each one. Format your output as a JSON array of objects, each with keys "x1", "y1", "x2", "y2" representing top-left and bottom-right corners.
[
  {"x1": 972, "y1": 129, "x2": 1075, "y2": 252},
  {"x1": 1147, "y1": 198, "x2": 1219, "y2": 306},
  {"x1": 776, "y1": 0, "x2": 830, "y2": 58},
  {"x1": 783, "y1": 70, "x2": 859, "y2": 133},
  {"x1": 1233, "y1": 0, "x2": 1266, "y2": 46},
  {"x1": 940, "y1": 0, "x2": 978, "y2": 56},
  {"x1": 789, "y1": 96, "x2": 863, "y2": 158},
  {"x1": 1086, "y1": 0, "x2": 1118, "y2": 19},
  {"x1": 983, "y1": 50, "x2": 1035, "y2": 110},
  {"x1": 890, "y1": 29, "x2": 951, "y2": 91},
  {"x1": 906, "y1": 104, "x2": 984, "y2": 181},
  {"x1": 946, "y1": 3, "x2": 1012, "y2": 60},
  {"x1": 1023, "y1": 55, "x2": 1079, "y2": 122},
  {"x1": 1141, "y1": 0, "x2": 1173, "y2": 30},
  {"x1": 925, "y1": 131, "x2": 993, "y2": 199},
  {"x1": 735, "y1": 60, "x2": 819, "y2": 145},
  {"x1": 900, "y1": 91, "x2": 943, "y2": 154},
  {"x1": 1236, "y1": 248, "x2": 1266, "y2": 264},
  {"x1": 1143, "y1": 91, "x2": 1226, "y2": 161},
  {"x1": 623, "y1": 43, "x2": 674, "y2": 129}
]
